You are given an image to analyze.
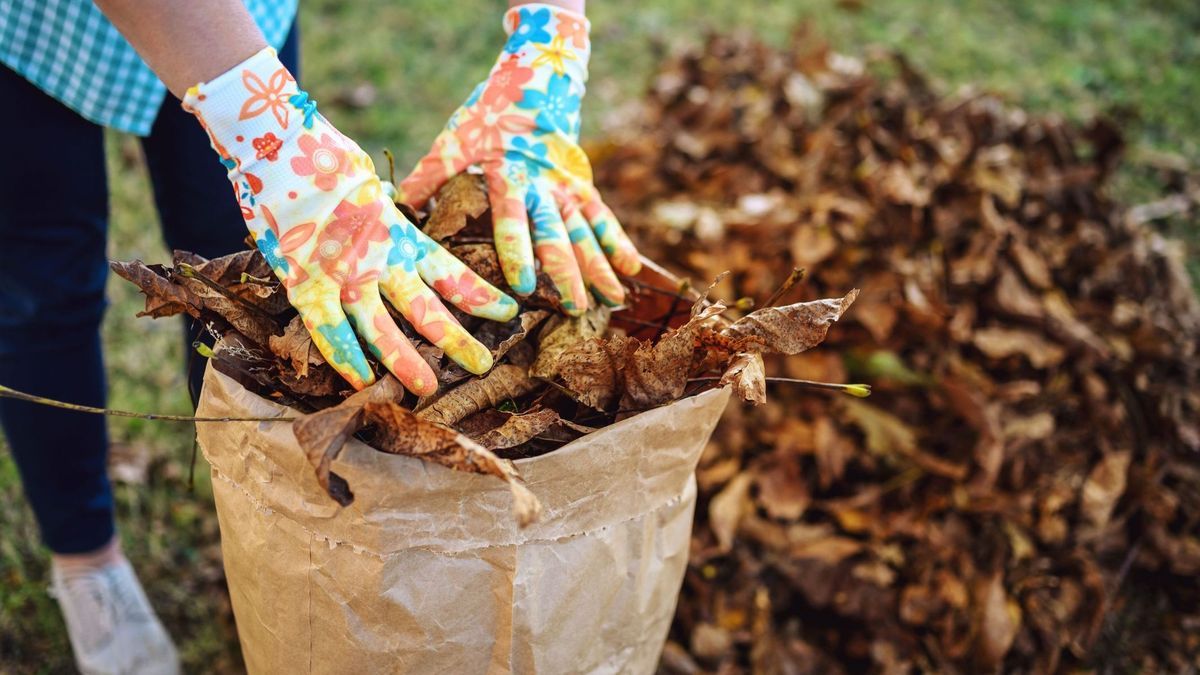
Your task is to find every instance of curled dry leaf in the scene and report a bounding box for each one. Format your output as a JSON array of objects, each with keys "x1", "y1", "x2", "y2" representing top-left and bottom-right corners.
[
  {"x1": 422, "y1": 174, "x2": 490, "y2": 241},
  {"x1": 620, "y1": 328, "x2": 697, "y2": 409},
  {"x1": 472, "y1": 408, "x2": 562, "y2": 451},
  {"x1": 179, "y1": 248, "x2": 291, "y2": 312},
  {"x1": 292, "y1": 375, "x2": 406, "y2": 506},
  {"x1": 491, "y1": 310, "x2": 550, "y2": 362},
  {"x1": 530, "y1": 306, "x2": 612, "y2": 380},
  {"x1": 724, "y1": 290, "x2": 859, "y2": 355},
  {"x1": 417, "y1": 364, "x2": 538, "y2": 427},
  {"x1": 558, "y1": 337, "x2": 625, "y2": 410},
  {"x1": 109, "y1": 260, "x2": 200, "y2": 318},
  {"x1": 269, "y1": 315, "x2": 326, "y2": 377},
  {"x1": 174, "y1": 272, "x2": 281, "y2": 348},
  {"x1": 720, "y1": 352, "x2": 766, "y2": 404},
  {"x1": 363, "y1": 401, "x2": 543, "y2": 527},
  {"x1": 622, "y1": 301, "x2": 727, "y2": 409}
]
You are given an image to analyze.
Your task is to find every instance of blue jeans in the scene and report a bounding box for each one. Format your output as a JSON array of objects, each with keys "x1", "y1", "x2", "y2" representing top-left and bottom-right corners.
[{"x1": 0, "y1": 28, "x2": 299, "y2": 554}]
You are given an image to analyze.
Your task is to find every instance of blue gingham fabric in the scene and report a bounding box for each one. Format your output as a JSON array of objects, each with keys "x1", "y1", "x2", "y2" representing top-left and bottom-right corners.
[{"x1": 0, "y1": 0, "x2": 298, "y2": 135}]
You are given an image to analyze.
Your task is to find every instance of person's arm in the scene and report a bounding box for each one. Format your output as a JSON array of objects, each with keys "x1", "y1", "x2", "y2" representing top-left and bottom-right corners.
[
  {"x1": 89, "y1": 0, "x2": 517, "y2": 393},
  {"x1": 93, "y1": 0, "x2": 266, "y2": 98},
  {"x1": 95, "y1": 0, "x2": 584, "y2": 98},
  {"x1": 510, "y1": 0, "x2": 584, "y2": 13}
]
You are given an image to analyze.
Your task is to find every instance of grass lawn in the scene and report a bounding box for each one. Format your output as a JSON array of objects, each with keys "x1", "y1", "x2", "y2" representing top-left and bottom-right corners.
[{"x1": 1, "y1": 0, "x2": 1196, "y2": 671}]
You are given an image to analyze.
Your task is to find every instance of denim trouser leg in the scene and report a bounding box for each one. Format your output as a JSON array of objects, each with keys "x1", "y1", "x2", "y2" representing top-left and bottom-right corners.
[{"x1": 0, "y1": 24, "x2": 299, "y2": 553}]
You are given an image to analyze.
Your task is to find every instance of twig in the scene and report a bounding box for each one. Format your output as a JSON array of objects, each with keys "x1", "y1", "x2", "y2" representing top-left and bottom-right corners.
[
  {"x1": 654, "y1": 279, "x2": 691, "y2": 340},
  {"x1": 762, "y1": 267, "x2": 806, "y2": 308},
  {"x1": 174, "y1": 263, "x2": 279, "y2": 324},
  {"x1": 238, "y1": 272, "x2": 275, "y2": 286},
  {"x1": 688, "y1": 376, "x2": 871, "y2": 397},
  {"x1": 621, "y1": 276, "x2": 695, "y2": 300},
  {"x1": 0, "y1": 384, "x2": 294, "y2": 423},
  {"x1": 382, "y1": 148, "x2": 398, "y2": 187}
]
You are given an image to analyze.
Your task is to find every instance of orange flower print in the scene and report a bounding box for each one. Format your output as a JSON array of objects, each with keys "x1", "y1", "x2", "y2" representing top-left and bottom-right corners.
[
  {"x1": 577, "y1": 244, "x2": 624, "y2": 303},
  {"x1": 291, "y1": 133, "x2": 354, "y2": 191},
  {"x1": 371, "y1": 314, "x2": 420, "y2": 369},
  {"x1": 454, "y1": 108, "x2": 536, "y2": 157},
  {"x1": 551, "y1": 183, "x2": 581, "y2": 220},
  {"x1": 556, "y1": 15, "x2": 588, "y2": 49},
  {"x1": 238, "y1": 66, "x2": 294, "y2": 128},
  {"x1": 481, "y1": 56, "x2": 534, "y2": 110},
  {"x1": 314, "y1": 199, "x2": 389, "y2": 271},
  {"x1": 433, "y1": 271, "x2": 497, "y2": 311},
  {"x1": 536, "y1": 241, "x2": 586, "y2": 306},
  {"x1": 252, "y1": 132, "x2": 283, "y2": 161},
  {"x1": 408, "y1": 295, "x2": 448, "y2": 344},
  {"x1": 337, "y1": 269, "x2": 382, "y2": 304}
]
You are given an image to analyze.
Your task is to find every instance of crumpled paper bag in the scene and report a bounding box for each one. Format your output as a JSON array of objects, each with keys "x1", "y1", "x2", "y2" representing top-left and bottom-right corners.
[{"x1": 196, "y1": 364, "x2": 731, "y2": 674}]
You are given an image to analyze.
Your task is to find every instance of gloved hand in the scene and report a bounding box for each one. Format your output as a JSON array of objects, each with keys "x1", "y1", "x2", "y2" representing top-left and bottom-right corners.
[
  {"x1": 397, "y1": 3, "x2": 641, "y2": 315},
  {"x1": 183, "y1": 48, "x2": 518, "y2": 394}
]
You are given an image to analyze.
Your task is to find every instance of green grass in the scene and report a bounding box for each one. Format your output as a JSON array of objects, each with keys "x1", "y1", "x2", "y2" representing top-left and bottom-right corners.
[{"x1": 1, "y1": 0, "x2": 1196, "y2": 671}]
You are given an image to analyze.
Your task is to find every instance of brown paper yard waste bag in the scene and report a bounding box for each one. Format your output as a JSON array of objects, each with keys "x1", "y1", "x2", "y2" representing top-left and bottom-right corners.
[{"x1": 196, "y1": 363, "x2": 731, "y2": 674}]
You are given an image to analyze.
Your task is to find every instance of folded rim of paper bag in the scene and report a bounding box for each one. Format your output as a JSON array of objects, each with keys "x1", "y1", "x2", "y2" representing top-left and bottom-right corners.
[{"x1": 196, "y1": 364, "x2": 732, "y2": 557}]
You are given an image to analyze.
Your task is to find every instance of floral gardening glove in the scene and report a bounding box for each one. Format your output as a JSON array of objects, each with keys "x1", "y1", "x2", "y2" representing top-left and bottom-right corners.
[
  {"x1": 397, "y1": 3, "x2": 641, "y2": 315},
  {"x1": 183, "y1": 48, "x2": 518, "y2": 394}
]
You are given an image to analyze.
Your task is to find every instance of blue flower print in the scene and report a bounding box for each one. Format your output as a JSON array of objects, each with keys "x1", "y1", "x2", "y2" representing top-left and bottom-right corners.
[
  {"x1": 387, "y1": 221, "x2": 426, "y2": 271},
  {"x1": 505, "y1": 136, "x2": 552, "y2": 177},
  {"x1": 255, "y1": 228, "x2": 289, "y2": 275},
  {"x1": 317, "y1": 320, "x2": 372, "y2": 383},
  {"x1": 238, "y1": 179, "x2": 257, "y2": 207},
  {"x1": 289, "y1": 90, "x2": 318, "y2": 130},
  {"x1": 517, "y1": 73, "x2": 580, "y2": 135},
  {"x1": 504, "y1": 7, "x2": 552, "y2": 53},
  {"x1": 526, "y1": 189, "x2": 564, "y2": 241}
]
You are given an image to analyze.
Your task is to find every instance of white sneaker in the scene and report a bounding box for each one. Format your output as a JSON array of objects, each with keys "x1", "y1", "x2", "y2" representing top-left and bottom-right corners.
[{"x1": 50, "y1": 557, "x2": 181, "y2": 675}]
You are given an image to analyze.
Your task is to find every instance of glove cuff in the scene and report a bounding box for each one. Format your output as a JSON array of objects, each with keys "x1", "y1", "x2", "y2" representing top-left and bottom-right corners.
[
  {"x1": 182, "y1": 47, "x2": 317, "y2": 177},
  {"x1": 500, "y1": 3, "x2": 591, "y2": 83}
]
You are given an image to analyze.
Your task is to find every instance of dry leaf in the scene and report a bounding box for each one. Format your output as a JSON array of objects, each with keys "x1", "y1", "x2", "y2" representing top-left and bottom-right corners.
[
  {"x1": 269, "y1": 315, "x2": 325, "y2": 377},
  {"x1": 724, "y1": 290, "x2": 859, "y2": 355},
  {"x1": 174, "y1": 273, "x2": 281, "y2": 347},
  {"x1": 719, "y1": 352, "x2": 766, "y2": 404},
  {"x1": 972, "y1": 327, "x2": 1066, "y2": 368},
  {"x1": 841, "y1": 398, "x2": 968, "y2": 480},
  {"x1": 790, "y1": 536, "x2": 863, "y2": 565},
  {"x1": 417, "y1": 365, "x2": 538, "y2": 427},
  {"x1": 530, "y1": 306, "x2": 612, "y2": 379},
  {"x1": 292, "y1": 375, "x2": 405, "y2": 505},
  {"x1": 363, "y1": 401, "x2": 542, "y2": 526},
  {"x1": 471, "y1": 408, "x2": 561, "y2": 450},
  {"x1": 755, "y1": 455, "x2": 809, "y2": 520},
  {"x1": 423, "y1": 174, "x2": 490, "y2": 241},
  {"x1": 974, "y1": 573, "x2": 1021, "y2": 669},
  {"x1": 109, "y1": 260, "x2": 200, "y2": 318},
  {"x1": 1080, "y1": 450, "x2": 1131, "y2": 528},
  {"x1": 710, "y1": 472, "x2": 753, "y2": 553},
  {"x1": 558, "y1": 337, "x2": 625, "y2": 409},
  {"x1": 620, "y1": 330, "x2": 695, "y2": 409}
]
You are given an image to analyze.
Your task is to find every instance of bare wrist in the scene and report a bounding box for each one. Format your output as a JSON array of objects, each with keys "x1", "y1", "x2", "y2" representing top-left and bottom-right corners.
[{"x1": 508, "y1": 0, "x2": 585, "y2": 16}]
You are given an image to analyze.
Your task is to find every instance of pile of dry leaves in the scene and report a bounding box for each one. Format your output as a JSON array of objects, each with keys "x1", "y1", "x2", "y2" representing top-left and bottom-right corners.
[
  {"x1": 112, "y1": 173, "x2": 858, "y2": 525},
  {"x1": 591, "y1": 31, "x2": 1200, "y2": 673}
]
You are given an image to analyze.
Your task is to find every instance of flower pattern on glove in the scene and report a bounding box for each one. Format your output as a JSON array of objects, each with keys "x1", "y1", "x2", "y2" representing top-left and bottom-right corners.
[
  {"x1": 397, "y1": 3, "x2": 640, "y2": 314},
  {"x1": 184, "y1": 48, "x2": 518, "y2": 393}
]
